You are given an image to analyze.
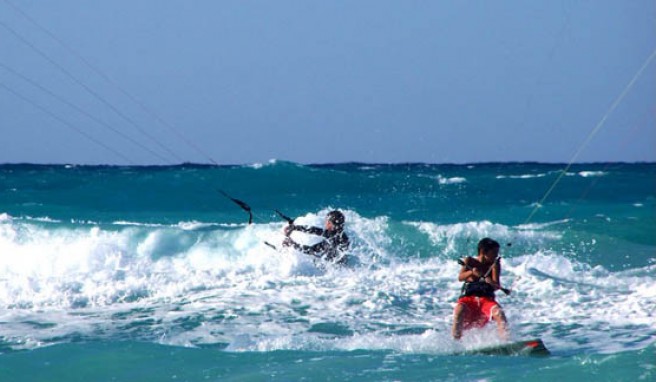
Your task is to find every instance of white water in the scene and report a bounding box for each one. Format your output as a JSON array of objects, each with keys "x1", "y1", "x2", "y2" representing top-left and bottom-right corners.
[{"x1": 0, "y1": 211, "x2": 654, "y2": 356}]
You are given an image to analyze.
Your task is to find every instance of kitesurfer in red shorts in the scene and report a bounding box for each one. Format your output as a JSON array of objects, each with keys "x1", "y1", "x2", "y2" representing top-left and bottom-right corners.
[{"x1": 452, "y1": 238, "x2": 508, "y2": 340}]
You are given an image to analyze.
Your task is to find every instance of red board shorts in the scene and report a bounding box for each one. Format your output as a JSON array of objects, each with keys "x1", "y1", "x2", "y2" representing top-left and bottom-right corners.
[{"x1": 456, "y1": 295, "x2": 501, "y2": 329}]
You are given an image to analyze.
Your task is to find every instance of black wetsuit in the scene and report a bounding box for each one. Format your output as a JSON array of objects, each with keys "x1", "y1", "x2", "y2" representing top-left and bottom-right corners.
[{"x1": 284, "y1": 225, "x2": 350, "y2": 264}]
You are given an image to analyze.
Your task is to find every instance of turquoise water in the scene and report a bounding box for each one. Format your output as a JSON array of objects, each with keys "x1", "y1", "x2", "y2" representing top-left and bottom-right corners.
[{"x1": 0, "y1": 162, "x2": 654, "y2": 381}]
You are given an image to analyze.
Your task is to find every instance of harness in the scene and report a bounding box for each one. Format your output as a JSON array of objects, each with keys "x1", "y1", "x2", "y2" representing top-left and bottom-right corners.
[
  {"x1": 459, "y1": 257, "x2": 499, "y2": 298},
  {"x1": 460, "y1": 281, "x2": 496, "y2": 298}
]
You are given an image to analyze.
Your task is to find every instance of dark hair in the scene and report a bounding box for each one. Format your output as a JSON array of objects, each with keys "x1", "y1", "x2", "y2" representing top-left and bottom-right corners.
[
  {"x1": 477, "y1": 237, "x2": 500, "y2": 254},
  {"x1": 327, "y1": 210, "x2": 345, "y2": 228}
]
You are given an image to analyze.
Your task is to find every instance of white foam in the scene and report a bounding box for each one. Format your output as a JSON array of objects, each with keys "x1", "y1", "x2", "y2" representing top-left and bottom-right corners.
[
  {"x1": 496, "y1": 173, "x2": 548, "y2": 179},
  {"x1": 437, "y1": 175, "x2": 467, "y2": 185},
  {"x1": 248, "y1": 159, "x2": 278, "y2": 169},
  {"x1": 406, "y1": 220, "x2": 561, "y2": 256},
  {"x1": 113, "y1": 220, "x2": 166, "y2": 227},
  {"x1": 0, "y1": 214, "x2": 653, "y2": 356},
  {"x1": 578, "y1": 171, "x2": 607, "y2": 177}
]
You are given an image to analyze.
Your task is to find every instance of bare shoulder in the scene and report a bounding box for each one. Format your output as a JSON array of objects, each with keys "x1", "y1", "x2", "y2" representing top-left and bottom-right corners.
[{"x1": 463, "y1": 256, "x2": 478, "y2": 266}]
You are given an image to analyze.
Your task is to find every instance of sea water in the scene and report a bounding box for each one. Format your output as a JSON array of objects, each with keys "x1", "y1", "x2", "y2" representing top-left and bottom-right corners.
[{"x1": 0, "y1": 161, "x2": 654, "y2": 381}]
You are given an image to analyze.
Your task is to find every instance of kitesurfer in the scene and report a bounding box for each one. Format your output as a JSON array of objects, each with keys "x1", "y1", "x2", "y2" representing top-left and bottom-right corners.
[
  {"x1": 282, "y1": 210, "x2": 350, "y2": 264},
  {"x1": 452, "y1": 238, "x2": 508, "y2": 340}
]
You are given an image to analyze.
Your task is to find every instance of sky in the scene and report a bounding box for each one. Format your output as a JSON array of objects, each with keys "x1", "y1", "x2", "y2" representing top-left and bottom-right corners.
[{"x1": 0, "y1": 0, "x2": 654, "y2": 165}]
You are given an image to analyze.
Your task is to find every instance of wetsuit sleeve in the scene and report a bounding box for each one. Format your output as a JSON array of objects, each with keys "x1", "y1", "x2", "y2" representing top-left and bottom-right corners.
[
  {"x1": 285, "y1": 230, "x2": 348, "y2": 262},
  {"x1": 285, "y1": 238, "x2": 325, "y2": 257},
  {"x1": 291, "y1": 225, "x2": 325, "y2": 236}
]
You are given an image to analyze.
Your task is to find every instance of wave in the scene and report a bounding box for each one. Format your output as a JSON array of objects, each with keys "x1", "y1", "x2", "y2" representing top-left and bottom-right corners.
[
  {"x1": 437, "y1": 175, "x2": 467, "y2": 185},
  {"x1": 1, "y1": 211, "x2": 654, "y2": 356},
  {"x1": 496, "y1": 173, "x2": 549, "y2": 179},
  {"x1": 575, "y1": 171, "x2": 607, "y2": 177},
  {"x1": 496, "y1": 170, "x2": 608, "y2": 179}
]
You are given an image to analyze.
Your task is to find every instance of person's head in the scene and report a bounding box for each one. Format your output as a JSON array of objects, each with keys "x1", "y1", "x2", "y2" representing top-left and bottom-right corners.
[
  {"x1": 477, "y1": 237, "x2": 500, "y2": 260},
  {"x1": 325, "y1": 210, "x2": 345, "y2": 231}
]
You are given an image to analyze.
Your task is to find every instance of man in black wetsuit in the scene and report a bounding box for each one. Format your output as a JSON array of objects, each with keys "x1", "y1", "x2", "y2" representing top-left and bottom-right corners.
[{"x1": 281, "y1": 210, "x2": 350, "y2": 264}]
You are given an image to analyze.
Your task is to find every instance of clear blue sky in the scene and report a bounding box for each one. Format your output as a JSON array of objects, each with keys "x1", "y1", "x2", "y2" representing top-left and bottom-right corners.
[{"x1": 1, "y1": 0, "x2": 654, "y2": 165}]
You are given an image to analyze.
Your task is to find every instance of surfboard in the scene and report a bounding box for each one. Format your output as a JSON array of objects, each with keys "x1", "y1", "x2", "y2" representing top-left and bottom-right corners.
[{"x1": 461, "y1": 338, "x2": 550, "y2": 356}]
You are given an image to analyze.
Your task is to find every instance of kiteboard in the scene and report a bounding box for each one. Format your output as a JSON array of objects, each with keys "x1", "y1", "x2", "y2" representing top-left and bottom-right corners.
[{"x1": 460, "y1": 338, "x2": 550, "y2": 356}]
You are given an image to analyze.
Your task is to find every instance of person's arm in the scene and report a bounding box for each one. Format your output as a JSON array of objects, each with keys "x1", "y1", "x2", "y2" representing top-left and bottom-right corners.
[
  {"x1": 295, "y1": 225, "x2": 324, "y2": 235},
  {"x1": 284, "y1": 224, "x2": 324, "y2": 236},
  {"x1": 458, "y1": 257, "x2": 482, "y2": 282},
  {"x1": 282, "y1": 236, "x2": 325, "y2": 257}
]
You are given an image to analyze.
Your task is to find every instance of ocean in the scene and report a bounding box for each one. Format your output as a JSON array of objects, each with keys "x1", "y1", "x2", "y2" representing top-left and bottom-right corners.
[{"x1": 0, "y1": 161, "x2": 654, "y2": 381}]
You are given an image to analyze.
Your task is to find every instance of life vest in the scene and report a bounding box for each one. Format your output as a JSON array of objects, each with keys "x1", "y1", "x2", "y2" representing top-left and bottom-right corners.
[{"x1": 460, "y1": 280, "x2": 496, "y2": 298}]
